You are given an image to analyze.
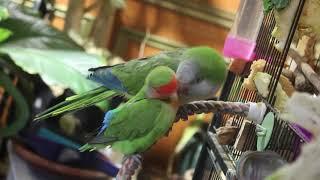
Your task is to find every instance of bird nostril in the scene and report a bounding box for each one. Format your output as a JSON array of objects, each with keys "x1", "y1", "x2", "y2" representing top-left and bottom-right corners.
[{"x1": 179, "y1": 86, "x2": 189, "y2": 95}]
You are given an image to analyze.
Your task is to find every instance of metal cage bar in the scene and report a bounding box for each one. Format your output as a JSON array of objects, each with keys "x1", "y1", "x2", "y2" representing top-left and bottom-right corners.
[{"x1": 194, "y1": 0, "x2": 307, "y2": 179}]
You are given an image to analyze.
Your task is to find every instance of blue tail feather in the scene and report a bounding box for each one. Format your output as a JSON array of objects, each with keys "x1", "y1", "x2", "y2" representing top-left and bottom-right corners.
[
  {"x1": 98, "y1": 110, "x2": 114, "y2": 134},
  {"x1": 88, "y1": 68, "x2": 127, "y2": 92}
]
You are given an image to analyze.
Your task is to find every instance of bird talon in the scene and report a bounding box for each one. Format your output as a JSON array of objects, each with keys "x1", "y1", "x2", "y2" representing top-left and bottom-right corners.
[{"x1": 117, "y1": 154, "x2": 143, "y2": 180}]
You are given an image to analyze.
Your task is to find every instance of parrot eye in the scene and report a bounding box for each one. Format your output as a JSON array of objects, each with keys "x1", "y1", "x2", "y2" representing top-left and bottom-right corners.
[{"x1": 193, "y1": 77, "x2": 202, "y2": 84}]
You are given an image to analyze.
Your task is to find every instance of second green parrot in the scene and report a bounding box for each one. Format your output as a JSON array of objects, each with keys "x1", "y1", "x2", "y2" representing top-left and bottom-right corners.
[
  {"x1": 79, "y1": 66, "x2": 179, "y2": 154},
  {"x1": 78, "y1": 66, "x2": 180, "y2": 179}
]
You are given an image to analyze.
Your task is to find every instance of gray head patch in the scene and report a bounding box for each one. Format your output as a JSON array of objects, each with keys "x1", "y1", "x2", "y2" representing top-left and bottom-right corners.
[{"x1": 176, "y1": 60, "x2": 199, "y2": 85}]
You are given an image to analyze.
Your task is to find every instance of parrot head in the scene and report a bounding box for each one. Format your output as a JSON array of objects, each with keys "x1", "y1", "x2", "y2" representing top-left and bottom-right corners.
[
  {"x1": 176, "y1": 46, "x2": 227, "y2": 103},
  {"x1": 145, "y1": 66, "x2": 178, "y2": 100}
]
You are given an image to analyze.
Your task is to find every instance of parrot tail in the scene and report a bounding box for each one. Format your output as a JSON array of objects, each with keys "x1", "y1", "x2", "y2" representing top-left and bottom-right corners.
[
  {"x1": 79, "y1": 143, "x2": 98, "y2": 152},
  {"x1": 79, "y1": 134, "x2": 117, "y2": 152},
  {"x1": 34, "y1": 86, "x2": 120, "y2": 121},
  {"x1": 78, "y1": 143, "x2": 112, "y2": 152}
]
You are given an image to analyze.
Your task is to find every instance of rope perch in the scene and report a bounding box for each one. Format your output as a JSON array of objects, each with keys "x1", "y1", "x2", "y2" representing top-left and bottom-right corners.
[{"x1": 176, "y1": 100, "x2": 250, "y2": 121}]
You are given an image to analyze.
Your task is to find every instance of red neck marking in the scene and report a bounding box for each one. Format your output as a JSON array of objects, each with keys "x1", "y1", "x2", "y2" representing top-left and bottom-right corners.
[{"x1": 156, "y1": 77, "x2": 178, "y2": 96}]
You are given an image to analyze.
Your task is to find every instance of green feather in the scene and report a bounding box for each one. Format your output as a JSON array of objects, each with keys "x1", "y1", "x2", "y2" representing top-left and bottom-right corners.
[
  {"x1": 110, "y1": 46, "x2": 227, "y2": 93},
  {"x1": 184, "y1": 46, "x2": 227, "y2": 85},
  {"x1": 109, "y1": 51, "x2": 181, "y2": 94},
  {"x1": 111, "y1": 100, "x2": 176, "y2": 154},
  {"x1": 34, "y1": 87, "x2": 120, "y2": 121},
  {"x1": 80, "y1": 93, "x2": 176, "y2": 155},
  {"x1": 146, "y1": 66, "x2": 175, "y2": 87},
  {"x1": 80, "y1": 66, "x2": 177, "y2": 154}
]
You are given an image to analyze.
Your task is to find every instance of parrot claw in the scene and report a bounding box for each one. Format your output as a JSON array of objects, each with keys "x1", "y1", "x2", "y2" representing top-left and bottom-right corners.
[
  {"x1": 175, "y1": 106, "x2": 189, "y2": 122},
  {"x1": 116, "y1": 154, "x2": 143, "y2": 180}
]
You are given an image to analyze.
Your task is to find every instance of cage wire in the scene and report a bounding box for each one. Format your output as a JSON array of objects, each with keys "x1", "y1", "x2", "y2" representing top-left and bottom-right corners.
[
  {"x1": 192, "y1": 0, "x2": 310, "y2": 179},
  {"x1": 193, "y1": 134, "x2": 234, "y2": 180},
  {"x1": 213, "y1": 0, "x2": 307, "y2": 163}
]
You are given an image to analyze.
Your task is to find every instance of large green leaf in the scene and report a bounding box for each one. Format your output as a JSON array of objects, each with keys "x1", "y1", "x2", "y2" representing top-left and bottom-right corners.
[
  {"x1": 0, "y1": 2, "x2": 82, "y2": 50},
  {"x1": 0, "y1": 2, "x2": 108, "y2": 110},
  {"x1": 0, "y1": 17, "x2": 82, "y2": 50},
  {"x1": 0, "y1": 47, "x2": 105, "y2": 94}
]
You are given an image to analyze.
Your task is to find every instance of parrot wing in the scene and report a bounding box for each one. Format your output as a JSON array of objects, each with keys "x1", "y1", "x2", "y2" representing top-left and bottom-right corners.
[
  {"x1": 34, "y1": 54, "x2": 177, "y2": 121},
  {"x1": 35, "y1": 48, "x2": 184, "y2": 121},
  {"x1": 88, "y1": 50, "x2": 183, "y2": 95},
  {"x1": 86, "y1": 99, "x2": 174, "y2": 145}
]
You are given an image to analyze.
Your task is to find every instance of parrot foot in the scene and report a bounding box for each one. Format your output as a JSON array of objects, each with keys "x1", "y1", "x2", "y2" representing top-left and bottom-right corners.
[{"x1": 116, "y1": 154, "x2": 143, "y2": 180}]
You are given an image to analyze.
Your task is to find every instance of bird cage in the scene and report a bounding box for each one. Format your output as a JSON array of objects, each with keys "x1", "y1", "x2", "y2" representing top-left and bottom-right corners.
[{"x1": 193, "y1": 0, "x2": 315, "y2": 179}]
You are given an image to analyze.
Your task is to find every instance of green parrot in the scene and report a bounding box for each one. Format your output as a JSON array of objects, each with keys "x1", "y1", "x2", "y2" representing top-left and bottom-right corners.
[
  {"x1": 79, "y1": 66, "x2": 179, "y2": 153},
  {"x1": 79, "y1": 66, "x2": 179, "y2": 179},
  {"x1": 35, "y1": 46, "x2": 227, "y2": 120}
]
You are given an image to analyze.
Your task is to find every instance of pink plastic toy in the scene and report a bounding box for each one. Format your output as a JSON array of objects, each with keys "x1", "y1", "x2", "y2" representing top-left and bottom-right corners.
[{"x1": 223, "y1": 0, "x2": 264, "y2": 61}]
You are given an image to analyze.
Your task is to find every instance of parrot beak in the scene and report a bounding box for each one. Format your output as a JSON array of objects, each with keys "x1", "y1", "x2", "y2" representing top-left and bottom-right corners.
[
  {"x1": 170, "y1": 92, "x2": 178, "y2": 101},
  {"x1": 170, "y1": 92, "x2": 179, "y2": 107},
  {"x1": 178, "y1": 85, "x2": 189, "y2": 96}
]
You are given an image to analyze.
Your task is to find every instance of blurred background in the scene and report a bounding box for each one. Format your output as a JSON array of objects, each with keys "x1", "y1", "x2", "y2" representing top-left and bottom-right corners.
[
  {"x1": 0, "y1": 0, "x2": 240, "y2": 179},
  {"x1": 49, "y1": 0, "x2": 238, "y2": 57}
]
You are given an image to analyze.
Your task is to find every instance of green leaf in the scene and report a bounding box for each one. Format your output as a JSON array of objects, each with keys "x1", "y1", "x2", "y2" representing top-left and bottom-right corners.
[
  {"x1": 0, "y1": 6, "x2": 9, "y2": 21},
  {"x1": 263, "y1": 0, "x2": 291, "y2": 13},
  {"x1": 0, "y1": 27, "x2": 12, "y2": 42},
  {"x1": 0, "y1": 2, "x2": 81, "y2": 50},
  {"x1": 272, "y1": 0, "x2": 291, "y2": 10},
  {"x1": 263, "y1": 0, "x2": 274, "y2": 12},
  {"x1": 0, "y1": 2, "x2": 108, "y2": 110},
  {"x1": 0, "y1": 17, "x2": 82, "y2": 50},
  {"x1": 0, "y1": 47, "x2": 105, "y2": 94}
]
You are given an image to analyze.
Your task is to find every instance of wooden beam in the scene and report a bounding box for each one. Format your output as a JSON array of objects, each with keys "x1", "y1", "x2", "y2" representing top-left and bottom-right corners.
[
  {"x1": 142, "y1": 0, "x2": 235, "y2": 29},
  {"x1": 113, "y1": 27, "x2": 188, "y2": 56}
]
